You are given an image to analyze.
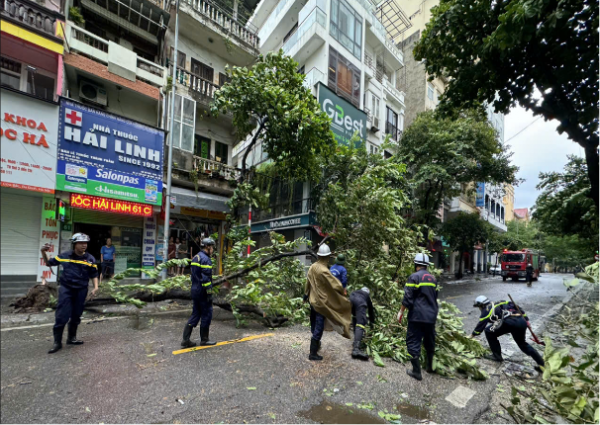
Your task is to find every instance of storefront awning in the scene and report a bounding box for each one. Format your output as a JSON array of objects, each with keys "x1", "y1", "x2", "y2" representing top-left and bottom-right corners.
[{"x1": 170, "y1": 186, "x2": 230, "y2": 213}]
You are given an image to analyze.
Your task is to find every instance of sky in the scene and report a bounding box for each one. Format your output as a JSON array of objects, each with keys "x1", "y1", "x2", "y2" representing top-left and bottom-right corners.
[{"x1": 503, "y1": 106, "x2": 583, "y2": 210}]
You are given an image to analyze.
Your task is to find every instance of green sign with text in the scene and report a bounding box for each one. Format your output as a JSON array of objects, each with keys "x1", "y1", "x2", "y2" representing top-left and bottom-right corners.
[{"x1": 317, "y1": 83, "x2": 366, "y2": 147}]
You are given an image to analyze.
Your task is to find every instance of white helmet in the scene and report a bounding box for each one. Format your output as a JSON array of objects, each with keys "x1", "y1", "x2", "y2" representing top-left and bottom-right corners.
[
  {"x1": 473, "y1": 295, "x2": 491, "y2": 307},
  {"x1": 70, "y1": 233, "x2": 90, "y2": 244},
  {"x1": 317, "y1": 244, "x2": 332, "y2": 257},
  {"x1": 414, "y1": 253, "x2": 430, "y2": 266}
]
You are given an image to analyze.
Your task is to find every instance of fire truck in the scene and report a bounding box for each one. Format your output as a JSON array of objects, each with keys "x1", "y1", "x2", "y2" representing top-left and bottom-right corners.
[{"x1": 500, "y1": 249, "x2": 540, "y2": 282}]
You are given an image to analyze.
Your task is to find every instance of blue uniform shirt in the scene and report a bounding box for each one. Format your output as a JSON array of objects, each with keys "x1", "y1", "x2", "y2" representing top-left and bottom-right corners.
[
  {"x1": 330, "y1": 264, "x2": 348, "y2": 288},
  {"x1": 402, "y1": 268, "x2": 439, "y2": 324},
  {"x1": 47, "y1": 250, "x2": 98, "y2": 288},
  {"x1": 191, "y1": 250, "x2": 213, "y2": 291},
  {"x1": 101, "y1": 245, "x2": 116, "y2": 261}
]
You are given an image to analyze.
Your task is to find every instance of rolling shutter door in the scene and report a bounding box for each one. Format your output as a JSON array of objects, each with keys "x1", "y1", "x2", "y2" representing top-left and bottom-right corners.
[
  {"x1": 1, "y1": 193, "x2": 42, "y2": 275},
  {"x1": 72, "y1": 209, "x2": 144, "y2": 228}
]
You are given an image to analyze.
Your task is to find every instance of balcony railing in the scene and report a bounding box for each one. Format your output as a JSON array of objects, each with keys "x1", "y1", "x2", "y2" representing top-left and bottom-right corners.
[
  {"x1": 240, "y1": 198, "x2": 315, "y2": 224},
  {"x1": 302, "y1": 67, "x2": 326, "y2": 90},
  {"x1": 172, "y1": 65, "x2": 219, "y2": 102},
  {"x1": 282, "y1": 6, "x2": 326, "y2": 55},
  {"x1": 1, "y1": 0, "x2": 62, "y2": 41},
  {"x1": 383, "y1": 78, "x2": 405, "y2": 105},
  {"x1": 193, "y1": 156, "x2": 240, "y2": 181},
  {"x1": 182, "y1": 0, "x2": 259, "y2": 50}
]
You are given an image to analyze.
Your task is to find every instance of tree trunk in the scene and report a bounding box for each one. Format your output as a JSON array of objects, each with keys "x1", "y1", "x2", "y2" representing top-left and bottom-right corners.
[
  {"x1": 584, "y1": 142, "x2": 599, "y2": 208},
  {"x1": 456, "y1": 252, "x2": 464, "y2": 279}
]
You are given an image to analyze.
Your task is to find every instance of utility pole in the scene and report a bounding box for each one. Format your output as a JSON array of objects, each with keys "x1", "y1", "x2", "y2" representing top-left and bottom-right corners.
[{"x1": 162, "y1": 0, "x2": 179, "y2": 277}]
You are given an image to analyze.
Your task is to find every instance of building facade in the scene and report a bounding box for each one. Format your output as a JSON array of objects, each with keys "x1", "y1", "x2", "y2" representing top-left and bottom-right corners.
[{"x1": 503, "y1": 184, "x2": 515, "y2": 222}]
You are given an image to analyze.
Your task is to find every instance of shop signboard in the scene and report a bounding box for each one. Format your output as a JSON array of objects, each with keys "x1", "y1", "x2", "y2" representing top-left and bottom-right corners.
[
  {"x1": 250, "y1": 213, "x2": 317, "y2": 233},
  {"x1": 57, "y1": 98, "x2": 164, "y2": 205},
  {"x1": 476, "y1": 183, "x2": 485, "y2": 207},
  {"x1": 70, "y1": 193, "x2": 153, "y2": 217},
  {"x1": 38, "y1": 196, "x2": 59, "y2": 282},
  {"x1": 317, "y1": 83, "x2": 366, "y2": 147},
  {"x1": 1, "y1": 88, "x2": 59, "y2": 194},
  {"x1": 142, "y1": 216, "x2": 157, "y2": 277}
]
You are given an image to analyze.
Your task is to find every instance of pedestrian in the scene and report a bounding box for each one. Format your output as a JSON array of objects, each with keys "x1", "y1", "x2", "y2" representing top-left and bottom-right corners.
[
  {"x1": 330, "y1": 254, "x2": 348, "y2": 295},
  {"x1": 470, "y1": 295, "x2": 544, "y2": 371},
  {"x1": 304, "y1": 244, "x2": 352, "y2": 361},
  {"x1": 100, "y1": 237, "x2": 116, "y2": 283},
  {"x1": 526, "y1": 263, "x2": 534, "y2": 287},
  {"x1": 181, "y1": 238, "x2": 217, "y2": 348},
  {"x1": 397, "y1": 253, "x2": 438, "y2": 381},
  {"x1": 177, "y1": 238, "x2": 189, "y2": 275},
  {"x1": 41, "y1": 233, "x2": 99, "y2": 354},
  {"x1": 349, "y1": 286, "x2": 376, "y2": 360},
  {"x1": 167, "y1": 237, "x2": 176, "y2": 276}
]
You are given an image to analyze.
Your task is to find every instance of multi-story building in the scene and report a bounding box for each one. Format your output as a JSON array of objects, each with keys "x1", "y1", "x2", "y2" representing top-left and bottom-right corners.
[
  {"x1": 232, "y1": 0, "x2": 407, "y2": 265},
  {"x1": 1, "y1": 0, "x2": 65, "y2": 296},
  {"x1": 503, "y1": 184, "x2": 515, "y2": 222}
]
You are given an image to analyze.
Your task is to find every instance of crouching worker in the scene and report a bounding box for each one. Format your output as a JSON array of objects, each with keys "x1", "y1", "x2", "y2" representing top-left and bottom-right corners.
[
  {"x1": 41, "y1": 233, "x2": 99, "y2": 354},
  {"x1": 304, "y1": 244, "x2": 352, "y2": 361},
  {"x1": 349, "y1": 287, "x2": 376, "y2": 360},
  {"x1": 471, "y1": 296, "x2": 544, "y2": 371}
]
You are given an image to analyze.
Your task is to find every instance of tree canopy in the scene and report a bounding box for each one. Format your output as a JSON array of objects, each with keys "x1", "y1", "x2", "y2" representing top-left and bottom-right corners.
[
  {"x1": 395, "y1": 110, "x2": 519, "y2": 229},
  {"x1": 414, "y1": 0, "x2": 599, "y2": 207},
  {"x1": 441, "y1": 212, "x2": 492, "y2": 277}
]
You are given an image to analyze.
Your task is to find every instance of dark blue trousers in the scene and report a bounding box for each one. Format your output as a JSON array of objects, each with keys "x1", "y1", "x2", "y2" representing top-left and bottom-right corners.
[
  {"x1": 310, "y1": 307, "x2": 325, "y2": 341},
  {"x1": 406, "y1": 321, "x2": 436, "y2": 359},
  {"x1": 54, "y1": 285, "x2": 88, "y2": 329},
  {"x1": 187, "y1": 287, "x2": 213, "y2": 328}
]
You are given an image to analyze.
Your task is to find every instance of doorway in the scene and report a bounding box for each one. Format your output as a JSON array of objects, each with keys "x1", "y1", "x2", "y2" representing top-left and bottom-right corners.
[{"x1": 73, "y1": 223, "x2": 112, "y2": 263}]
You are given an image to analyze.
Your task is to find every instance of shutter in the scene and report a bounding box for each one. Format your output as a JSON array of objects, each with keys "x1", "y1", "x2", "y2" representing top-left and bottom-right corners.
[
  {"x1": 72, "y1": 209, "x2": 144, "y2": 228},
  {"x1": 1, "y1": 193, "x2": 42, "y2": 275}
]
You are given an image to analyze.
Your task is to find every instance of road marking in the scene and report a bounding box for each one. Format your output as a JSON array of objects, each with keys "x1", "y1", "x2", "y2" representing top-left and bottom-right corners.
[
  {"x1": 445, "y1": 385, "x2": 476, "y2": 408},
  {"x1": 172, "y1": 333, "x2": 275, "y2": 355}
]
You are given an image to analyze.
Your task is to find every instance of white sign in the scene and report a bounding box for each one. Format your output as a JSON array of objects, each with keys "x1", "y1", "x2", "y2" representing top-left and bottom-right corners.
[
  {"x1": 142, "y1": 216, "x2": 157, "y2": 278},
  {"x1": 38, "y1": 196, "x2": 59, "y2": 282},
  {"x1": 0, "y1": 89, "x2": 58, "y2": 193}
]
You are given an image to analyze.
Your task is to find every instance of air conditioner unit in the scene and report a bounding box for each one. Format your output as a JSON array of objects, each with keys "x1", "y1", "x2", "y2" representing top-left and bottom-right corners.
[
  {"x1": 79, "y1": 81, "x2": 108, "y2": 106},
  {"x1": 372, "y1": 116, "x2": 380, "y2": 131}
]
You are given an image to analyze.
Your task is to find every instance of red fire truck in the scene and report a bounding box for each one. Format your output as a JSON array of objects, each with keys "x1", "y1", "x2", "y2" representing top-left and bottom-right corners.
[{"x1": 500, "y1": 249, "x2": 540, "y2": 282}]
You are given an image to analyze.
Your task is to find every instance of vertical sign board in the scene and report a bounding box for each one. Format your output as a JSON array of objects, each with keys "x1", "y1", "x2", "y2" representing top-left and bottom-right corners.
[
  {"x1": 142, "y1": 216, "x2": 157, "y2": 278},
  {"x1": 56, "y1": 98, "x2": 165, "y2": 205},
  {"x1": 476, "y1": 183, "x2": 485, "y2": 208},
  {"x1": 317, "y1": 83, "x2": 366, "y2": 148},
  {"x1": 0, "y1": 88, "x2": 58, "y2": 193},
  {"x1": 38, "y1": 196, "x2": 59, "y2": 282}
]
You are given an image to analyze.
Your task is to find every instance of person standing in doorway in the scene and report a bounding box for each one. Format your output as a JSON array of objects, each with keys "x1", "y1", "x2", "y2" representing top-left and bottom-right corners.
[
  {"x1": 41, "y1": 233, "x2": 99, "y2": 354},
  {"x1": 100, "y1": 237, "x2": 116, "y2": 283}
]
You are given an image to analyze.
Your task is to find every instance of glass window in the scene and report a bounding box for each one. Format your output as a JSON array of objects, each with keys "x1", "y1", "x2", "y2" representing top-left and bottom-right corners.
[
  {"x1": 427, "y1": 83, "x2": 434, "y2": 100},
  {"x1": 194, "y1": 135, "x2": 211, "y2": 158},
  {"x1": 173, "y1": 95, "x2": 195, "y2": 152},
  {"x1": 1, "y1": 56, "x2": 21, "y2": 90},
  {"x1": 1, "y1": 71, "x2": 20, "y2": 89},
  {"x1": 170, "y1": 47, "x2": 186, "y2": 68},
  {"x1": 328, "y1": 47, "x2": 361, "y2": 108},
  {"x1": 502, "y1": 253, "x2": 525, "y2": 262},
  {"x1": 386, "y1": 106, "x2": 398, "y2": 141},
  {"x1": 214, "y1": 141, "x2": 228, "y2": 164},
  {"x1": 330, "y1": 0, "x2": 362, "y2": 59}
]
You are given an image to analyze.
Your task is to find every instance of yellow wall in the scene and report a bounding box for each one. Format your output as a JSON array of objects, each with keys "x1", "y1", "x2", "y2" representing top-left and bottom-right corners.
[{"x1": 503, "y1": 184, "x2": 515, "y2": 221}]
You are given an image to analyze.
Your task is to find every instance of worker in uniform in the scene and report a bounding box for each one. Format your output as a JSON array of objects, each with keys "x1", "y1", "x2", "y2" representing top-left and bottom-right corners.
[
  {"x1": 41, "y1": 233, "x2": 99, "y2": 354},
  {"x1": 471, "y1": 295, "x2": 545, "y2": 371},
  {"x1": 398, "y1": 253, "x2": 438, "y2": 381},
  {"x1": 349, "y1": 286, "x2": 376, "y2": 360},
  {"x1": 526, "y1": 263, "x2": 534, "y2": 287},
  {"x1": 330, "y1": 254, "x2": 348, "y2": 295},
  {"x1": 304, "y1": 244, "x2": 351, "y2": 361},
  {"x1": 181, "y1": 237, "x2": 217, "y2": 348}
]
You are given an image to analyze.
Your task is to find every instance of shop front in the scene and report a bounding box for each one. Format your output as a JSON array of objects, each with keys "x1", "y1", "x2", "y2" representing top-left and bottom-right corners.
[
  {"x1": 1, "y1": 88, "x2": 59, "y2": 297},
  {"x1": 55, "y1": 98, "x2": 164, "y2": 277}
]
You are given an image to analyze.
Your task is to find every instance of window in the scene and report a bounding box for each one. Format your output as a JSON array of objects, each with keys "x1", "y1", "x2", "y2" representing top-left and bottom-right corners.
[
  {"x1": 191, "y1": 58, "x2": 214, "y2": 81},
  {"x1": 427, "y1": 83, "x2": 434, "y2": 100},
  {"x1": 219, "y1": 72, "x2": 231, "y2": 87},
  {"x1": 283, "y1": 22, "x2": 298, "y2": 44},
  {"x1": 1, "y1": 56, "x2": 55, "y2": 100},
  {"x1": 386, "y1": 106, "x2": 398, "y2": 141},
  {"x1": 330, "y1": 0, "x2": 362, "y2": 59},
  {"x1": 328, "y1": 47, "x2": 361, "y2": 108},
  {"x1": 170, "y1": 47, "x2": 186, "y2": 68},
  {"x1": 214, "y1": 141, "x2": 228, "y2": 164},
  {"x1": 194, "y1": 135, "x2": 211, "y2": 159},
  {"x1": 173, "y1": 95, "x2": 195, "y2": 152},
  {"x1": 369, "y1": 143, "x2": 379, "y2": 155},
  {"x1": 1, "y1": 57, "x2": 21, "y2": 90},
  {"x1": 26, "y1": 71, "x2": 54, "y2": 101},
  {"x1": 435, "y1": 89, "x2": 441, "y2": 104}
]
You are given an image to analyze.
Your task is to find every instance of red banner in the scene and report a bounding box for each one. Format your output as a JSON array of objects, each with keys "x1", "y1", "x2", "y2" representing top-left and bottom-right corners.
[{"x1": 70, "y1": 193, "x2": 153, "y2": 217}]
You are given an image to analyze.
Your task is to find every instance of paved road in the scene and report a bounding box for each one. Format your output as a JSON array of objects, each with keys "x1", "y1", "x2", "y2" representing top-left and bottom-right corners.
[{"x1": 0, "y1": 273, "x2": 573, "y2": 424}]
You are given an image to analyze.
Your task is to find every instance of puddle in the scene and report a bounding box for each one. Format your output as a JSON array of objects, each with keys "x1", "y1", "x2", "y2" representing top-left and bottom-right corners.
[
  {"x1": 298, "y1": 401, "x2": 385, "y2": 424},
  {"x1": 129, "y1": 316, "x2": 154, "y2": 330},
  {"x1": 396, "y1": 403, "x2": 430, "y2": 421}
]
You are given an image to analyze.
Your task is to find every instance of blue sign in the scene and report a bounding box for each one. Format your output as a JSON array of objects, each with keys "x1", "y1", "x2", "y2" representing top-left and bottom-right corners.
[
  {"x1": 57, "y1": 98, "x2": 164, "y2": 205},
  {"x1": 476, "y1": 183, "x2": 485, "y2": 207}
]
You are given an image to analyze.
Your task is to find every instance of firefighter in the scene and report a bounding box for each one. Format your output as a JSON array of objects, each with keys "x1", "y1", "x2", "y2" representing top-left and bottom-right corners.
[
  {"x1": 471, "y1": 295, "x2": 544, "y2": 371},
  {"x1": 349, "y1": 286, "x2": 376, "y2": 360},
  {"x1": 398, "y1": 253, "x2": 438, "y2": 381},
  {"x1": 330, "y1": 254, "x2": 348, "y2": 295},
  {"x1": 41, "y1": 233, "x2": 99, "y2": 354},
  {"x1": 181, "y1": 238, "x2": 217, "y2": 348},
  {"x1": 526, "y1": 263, "x2": 534, "y2": 287}
]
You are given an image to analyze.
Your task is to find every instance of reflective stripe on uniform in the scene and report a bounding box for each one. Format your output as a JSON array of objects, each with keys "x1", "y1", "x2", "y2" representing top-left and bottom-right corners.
[
  {"x1": 479, "y1": 301, "x2": 508, "y2": 321},
  {"x1": 54, "y1": 256, "x2": 98, "y2": 269},
  {"x1": 202, "y1": 282, "x2": 211, "y2": 287},
  {"x1": 191, "y1": 263, "x2": 212, "y2": 269},
  {"x1": 405, "y1": 283, "x2": 437, "y2": 288}
]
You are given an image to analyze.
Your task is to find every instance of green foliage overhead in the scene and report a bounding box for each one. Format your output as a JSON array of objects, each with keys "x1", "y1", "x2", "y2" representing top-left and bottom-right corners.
[
  {"x1": 211, "y1": 50, "x2": 335, "y2": 182},
  {"x1": 413, "y1": 0, "x2": 599, "y2": 207},
  {"x1": 441, "y1": 212, "x2": 492, "y2": 276},
  {"x1": 395, "y1": 110, "x2": 519, "y2": 229}
]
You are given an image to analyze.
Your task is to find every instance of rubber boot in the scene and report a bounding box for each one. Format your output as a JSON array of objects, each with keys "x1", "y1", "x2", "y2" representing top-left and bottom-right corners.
[
  {"x1": 351, "y1": 340, "x2": 369, "y2": 361},
  {"x1": 199, "y1": 327, "x2": 216, "y2": 346},
  {"x1": 406, "y1": 358, "x2": 422, "y2": 381},
  {"x1": 484, "y1": 352, "x2": 504, "y2": 362},
  {"x1": 308, "y1": 338, "x2": 323, "y2": 361},
  {"x1": 48, "y1": 326, "x2": 64, "y2": 354},
  {"x1": 317, "y1": 340, "x2": 321, "y2": 353},
  {"x1": 426, "y1": 352, "x2": 435, "y2": 373},
  {"x1": 66, "y1": 323, "x2": 84, "y2": 345},
  {"x1": 181, "y1": 324, "x2": 196, "y2": 348},
  {"x1": 529, "y1": 349, "x2": 545, "y2": 368}
]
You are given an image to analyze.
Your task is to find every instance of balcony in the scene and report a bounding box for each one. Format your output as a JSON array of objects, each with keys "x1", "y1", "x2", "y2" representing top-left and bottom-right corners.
[
  {"x1": 383, "y1": 78, "x2": 405, "y2": 106},
  {"x1": 171, "y1": 154, "x2": 239, "y2": 195},
  {"x1": 240, "y1": 198, "x2": 315, "y2": 225},
  {"x1": 171, "y1": 65, "x2": 218, "y2": 105},
  {"x1": 66, "y1": 24, "x2": 166, "y2": 87},
  {"x1": 179, "y1": 0, "x2": 259, "y2": 52},
  {"x1": 1, "y1": 0, "x2": 64, "y2": 44},
  {"x1": 193, "y1": 156, "x2": 240, "y2": 181},
  {"x1": 481, "y1": 210, "x2": 507, "y2": 232},
  {"x1": 302, "y1": 67, "x2": 326, "y2": 90},
  {"x1": 282, "y1": 5, "x2": 326, "y2": 64}
]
